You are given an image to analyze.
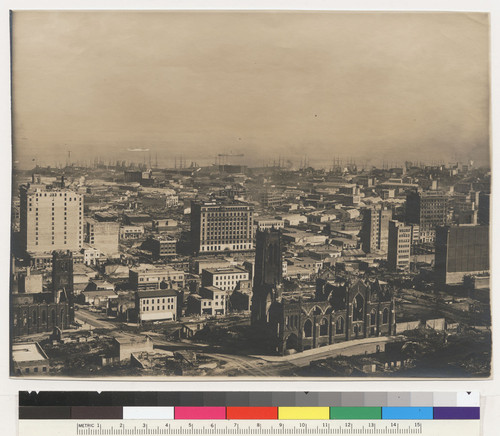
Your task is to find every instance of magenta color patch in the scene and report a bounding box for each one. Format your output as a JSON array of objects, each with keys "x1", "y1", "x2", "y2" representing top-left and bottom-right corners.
[{"x1": 175, "y1": 407, "x2": 226, "y2": 419}]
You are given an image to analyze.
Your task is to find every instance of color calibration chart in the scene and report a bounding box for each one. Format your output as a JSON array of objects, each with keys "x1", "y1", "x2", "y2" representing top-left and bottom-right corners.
[{"x1": 18, "y1": 391, "x2": 481, "y2": 436}]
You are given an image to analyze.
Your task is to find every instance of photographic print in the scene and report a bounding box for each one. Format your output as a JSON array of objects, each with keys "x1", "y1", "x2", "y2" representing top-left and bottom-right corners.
[{"x1": 9, "y1": 11, "x2": 491, "y2": 378}]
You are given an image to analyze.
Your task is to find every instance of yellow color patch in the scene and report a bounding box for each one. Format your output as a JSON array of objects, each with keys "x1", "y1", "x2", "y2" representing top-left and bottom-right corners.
[{"x1": 278, "y1": 407, "x2": 330, "y2": 420}]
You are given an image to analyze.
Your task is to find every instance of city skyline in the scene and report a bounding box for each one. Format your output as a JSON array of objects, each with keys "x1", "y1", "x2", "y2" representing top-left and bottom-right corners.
[{"x1": 12, "y1": 11, "x2": 490, "y2": 169}]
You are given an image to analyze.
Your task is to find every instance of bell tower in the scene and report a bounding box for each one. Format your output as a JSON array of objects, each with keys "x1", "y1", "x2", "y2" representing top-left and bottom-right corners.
[
  {"x1": 251, "y1": 228, "x2": 282, "y2": 325},
  {"x1": 52, "y1": 251, "x2": 75, "y2": 322}
]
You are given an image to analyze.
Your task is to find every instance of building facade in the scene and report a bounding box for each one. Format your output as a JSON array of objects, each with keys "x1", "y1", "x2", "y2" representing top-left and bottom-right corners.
[
  {"x1": 119, "y1": 225, "x2": 145, "y2": 240},
  {"x1": 269, "y1": 276, "x2": 396, "y2": 355},
  {"x1": 387, "y1": 220, "x2": 412, "y2": 271},
  {"x1": 136, "y1": 289, "x2": 178, "y2": 323},
  {"x1": 19, "y1": 177, "x2": 83, "y2": 254},
  {"x1": 141, "y1": 235, "x2": 177, "y2": 259},
  {"x1": 129, "y1": 265, "x2": 185, "y2": 290},
  {"x1": 190, "y1": 200, "x2": 254, "y2": 254},
  {"x1": 201, "y1": 266, "x2": 250, "y2": 292},
  {"x1": 251, "y1": 228, "x2": 283, "y2": 325},
  {"x1": 85, "y1": 219, "x2": 120, "y2": 255},
  {"x1": 186, "y1": 286, "x2": 227, "y2": 317},
  {"x1": 435, "y1": 225, "x2": 490, "y2": 285},
  {"x1": 254, "y1": 218, "x2": 285, "y2": 231},
  {"x1": 405, "y1": 190, "x2": 449, "y2": 242},
  {"x1": 360, "y1": 207, "x2": 392, "y2": 254}
]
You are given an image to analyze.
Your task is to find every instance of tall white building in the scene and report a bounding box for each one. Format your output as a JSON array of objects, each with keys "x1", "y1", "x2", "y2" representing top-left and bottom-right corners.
[
  {"x1": 19, "y1": 178, "x2": 83, "y2": 254},
  {"x1": 387, "y1": 220, "x2": 412, "y2": 271}
]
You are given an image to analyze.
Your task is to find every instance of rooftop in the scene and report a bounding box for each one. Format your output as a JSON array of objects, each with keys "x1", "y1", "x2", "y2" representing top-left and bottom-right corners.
[
  {"x1": 137, "y1": 289, "x2": 178, "y2": 298},
  {"x1": 12, "y1": 343, "x2": 48, "y2": 363},
  {"x1": 203, "y1": 266, "x2": 247, "y2": 275}
]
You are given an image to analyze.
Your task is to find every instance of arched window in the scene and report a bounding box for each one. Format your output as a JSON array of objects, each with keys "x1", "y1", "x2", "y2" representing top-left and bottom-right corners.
[
  {"x1": 32, "y1": 310, "x2": 37, "y2": 326},
  {"x1": 319, "y1": 318, "x2": 328, "y2": 336},
  {"x1": 353, "y1": 294, "x2": 364, "y2": 321},
  {"x1": 336, "y1": 317, "x2": 344, "y2": 334},
  {"x1": 51, "y1": 309, "x2": 56, "y2": 324},
  {"x1": 370, "y1": 309, "x2": 376, "y2": 326},
  {"x1": 383, "y1": 308, "x2": 389, "y2": 324},
  {"x1": 312, "y1": 306, "x2": 322, "y2": 316},
  {"x1": 41, "y1": 310, "x2": 47, "y2": 323},
  {"x1": 303, "y1": 319, "x2": 313, "y2": 338},
  {"x1": 60, "y1": 309, "x2": 64, "y2": 321}
]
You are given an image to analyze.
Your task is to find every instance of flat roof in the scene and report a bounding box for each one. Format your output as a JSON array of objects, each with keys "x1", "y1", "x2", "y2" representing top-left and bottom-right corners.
[
  {"x1": 137, "y1": 289, "x2": 178, "y2": 298},
  {"x1": 203, "y1": 266, "x2": 247, "y2": 274},
  {"x1": 12, "y1": 343, "x2": 48, "y2": 363}
]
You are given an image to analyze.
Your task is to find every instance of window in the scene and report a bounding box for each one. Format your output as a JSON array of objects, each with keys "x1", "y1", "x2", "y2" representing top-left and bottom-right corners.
[
  {"x1": 319, "y1": 318, "x2": 328, "y2": 336},
  {"x1": 336, "y1": 317, "x2": 345, "y2": 334},
  {"x1": 353, "y1": 294, "x2": 364, "y2": 322},
  {"x1": 303, "y1": 319, "x2": 313, "y2": 338},
  {"x1": 383, "y1": 308, "x2": 389, "y2": 324}
]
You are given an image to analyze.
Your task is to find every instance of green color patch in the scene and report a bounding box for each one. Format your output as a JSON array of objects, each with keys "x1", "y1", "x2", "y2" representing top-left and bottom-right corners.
[{"x1": 330, "y1": 407, "x2": 382, "y2": 420}]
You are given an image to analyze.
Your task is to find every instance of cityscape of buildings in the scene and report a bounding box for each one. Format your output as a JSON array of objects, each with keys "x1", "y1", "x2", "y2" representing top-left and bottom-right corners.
[{"x1": 10, "y1": 157, "x2": 491, "y2": 377}]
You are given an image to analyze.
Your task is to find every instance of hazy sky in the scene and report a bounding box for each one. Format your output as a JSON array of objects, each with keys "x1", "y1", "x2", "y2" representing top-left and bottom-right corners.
[{"x1": 11, "y1": 11, "x2": 490, "y2": 168}]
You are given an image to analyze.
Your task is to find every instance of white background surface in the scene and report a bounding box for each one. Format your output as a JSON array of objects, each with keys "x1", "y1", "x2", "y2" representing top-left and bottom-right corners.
[{"x1": 1, "y1": 1, "x2": 499, "y2": 436}]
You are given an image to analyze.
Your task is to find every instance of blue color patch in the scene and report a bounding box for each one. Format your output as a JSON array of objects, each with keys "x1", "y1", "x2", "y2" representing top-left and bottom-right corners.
[{"x1": 382, "y1": 407, "x2": 433, "y2": 420}]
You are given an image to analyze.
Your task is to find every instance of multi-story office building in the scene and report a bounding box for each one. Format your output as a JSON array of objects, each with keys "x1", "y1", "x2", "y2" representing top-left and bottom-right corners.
[
  {"x1": 190, "y1": 200, "x2": 254, "y2": 254},
  {"x1": 260, "y1": 189, "x2": 284, "y2": 207},
  {"x1": 119, "y1": 225, "x2": 144, "y2": 240},
  {"x1": 129, "y1": 265, "x2": 185, "y2": 290},
  {"x1": 19, "y1": 177, "x2": 83, "y2": 254},
  {"x1": 85, "y1": 218, "x2": 120, "y2": 256},
  {"x1": 360, "y1": 207, "x2": 392, "y2": 254},
  {"x1": 387, "y1": 221, "x2": 412, "y2": 271},
  {"x1": 435, "y1": 225, "x2": 489, "y2": 284},
  {"x1": 405, "y1": 190, "x2": 449, "y2": 242},
  {"x1": 201, "y1": 266, "x2": 250, "y2": 292},
  {"x1": 254, "y1": 217, "x2": 285, "y2": 231},
  {"x1": 136, "y1": 289, "x2": 178, "y2": 323},
  {"x1": 141, "y1": 235, "x2": 177, "y2": 259},
  {"x1": 186, "y1": 286, "x2": 227, "y2": 317}
]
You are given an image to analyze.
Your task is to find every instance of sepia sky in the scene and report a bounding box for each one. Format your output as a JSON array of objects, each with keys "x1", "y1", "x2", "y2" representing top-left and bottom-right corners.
[{"x1": 11, "y1": 11, "x2": 490, "y2": 168}]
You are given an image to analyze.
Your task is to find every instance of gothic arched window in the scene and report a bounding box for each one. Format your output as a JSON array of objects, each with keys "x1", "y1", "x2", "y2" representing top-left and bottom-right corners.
[
  {"x1": 303, "y1": 319, "x2": 313, "y2": 338},
  {"x1": 353, "y1": 294, "x2": 364, "y2": 321},
  {"x1": 319, "y1": 318, "x2": 328, "y2": 336}
]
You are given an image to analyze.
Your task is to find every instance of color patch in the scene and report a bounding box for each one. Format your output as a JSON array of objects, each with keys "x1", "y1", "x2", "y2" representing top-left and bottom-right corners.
[
  {"x1": 70, "y1": 406, "x2": 123, "y2": 420},
  {"x1": 433, "y1": 407, "x2": 480, "y2": 420},
  {"x1": 330, "y1": 407, "x2": 382, "y2": 420},
  {"x1": 174, "y1": 407, "x2": 226, "y2": 420},
  {"x1": 18, "y1": 406, "x2": 72, "y2": 420},
  {"x1": 278, "y1": 407, "x2": 330, "y2": 420},
  {"x1": 123, "y1": 407, "x2": 174, "y2": 419},
  {"x1": 382, "y1": 407, "x2": 433, "y2": 420},
  {"x1": 227, "y1": 407, "x2": 278, "y2": 420}
]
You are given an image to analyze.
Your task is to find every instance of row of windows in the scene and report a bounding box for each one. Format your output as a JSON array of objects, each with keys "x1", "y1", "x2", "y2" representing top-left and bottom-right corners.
[
  {"x1": 138, "y1": 276, "x2": 183, "y2": 282},
  {"x1": 202, "y1": 300, "x2": 224, "y2": 307},
  {"x1": 142, "y1": 305, "x2": 174, "y2": 311},
  {"x1": 200, "y1": 244, "x2": 251, "y2": 251},
  {"x1": 201, "y1": 210, "x2": 252, "y2": 216},
  {"x1": 18, "y1": 367, "x2": 47, "y2": 374},
  {"x1": 141, "y1": 297, "x2": 175, "y2": 304}
]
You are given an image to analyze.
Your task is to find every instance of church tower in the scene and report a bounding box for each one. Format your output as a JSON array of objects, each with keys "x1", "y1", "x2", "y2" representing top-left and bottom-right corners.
[
  {"x1": 251, "y1": 228, "x2": 282, "y2": 325},
  {"x1": 52, "y1": 251, "x2": 75, "y2": 322}
]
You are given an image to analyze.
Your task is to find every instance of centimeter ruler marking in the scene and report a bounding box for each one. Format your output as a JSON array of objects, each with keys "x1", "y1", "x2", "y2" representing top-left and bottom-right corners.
[{"x1": 75, "y1": 424, "x2": 422, "y2": 436}]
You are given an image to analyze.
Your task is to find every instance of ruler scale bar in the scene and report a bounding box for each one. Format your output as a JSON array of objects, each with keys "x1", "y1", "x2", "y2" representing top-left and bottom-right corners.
[{"x1": 18, "y1": 420, "x2": 480, "y2": 436}]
